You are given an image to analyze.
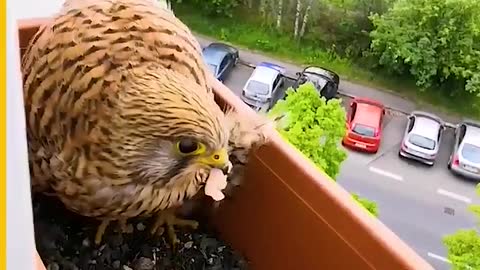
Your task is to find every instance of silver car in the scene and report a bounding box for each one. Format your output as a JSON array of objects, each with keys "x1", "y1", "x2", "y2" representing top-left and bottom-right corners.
[
  {"x1": 241, "y1": 62, "x2": 285, "y2": 110},
  {"x1": 398, "y1": 111, "x2": 445, "y2": 166},
  {"x1": 448, "y1": 120, "x2": 480, "y2": 181}
]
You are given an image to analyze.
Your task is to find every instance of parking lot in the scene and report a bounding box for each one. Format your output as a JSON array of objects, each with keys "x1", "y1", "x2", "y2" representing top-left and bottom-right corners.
[
  {"x1": 219, "y1": 62, "x2": 478, "y2": 270},
  {"x1": 222, "y1": 63, "x2": 477, "y2": 195}
]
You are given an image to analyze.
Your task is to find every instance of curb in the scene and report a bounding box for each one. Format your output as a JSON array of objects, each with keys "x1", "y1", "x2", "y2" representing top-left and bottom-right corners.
[{"x1": 237, "y1": 60, "x2": 457, "y2": 129}]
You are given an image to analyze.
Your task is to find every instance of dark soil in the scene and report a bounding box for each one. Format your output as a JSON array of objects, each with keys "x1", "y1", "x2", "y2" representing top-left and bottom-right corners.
[{"x1": 33, "y1": 195, "x2": 249, "y2": 270}]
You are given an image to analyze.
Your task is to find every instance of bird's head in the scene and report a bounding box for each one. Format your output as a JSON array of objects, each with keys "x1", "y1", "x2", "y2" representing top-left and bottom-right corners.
[{"x1": 111, "y1": 65, "x2": 231, "y2": 187}]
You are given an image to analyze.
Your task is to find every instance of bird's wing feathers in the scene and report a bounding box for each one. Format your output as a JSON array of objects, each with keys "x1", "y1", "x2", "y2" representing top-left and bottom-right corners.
[
  {"x1": 223, "y1": 109, "x2": 274, "y2": 190},
  {"x1": 23, "y1": 0, "x2": 211, "y2": 185},
  {"x1": 23, "y1": 0, "x2": 221, "y2": 216}
]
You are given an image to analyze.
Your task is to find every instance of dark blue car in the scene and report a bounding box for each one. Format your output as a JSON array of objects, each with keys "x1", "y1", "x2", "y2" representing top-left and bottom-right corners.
[{"x1": 202, "y1": 42, "x2": 239, "y2": 82}]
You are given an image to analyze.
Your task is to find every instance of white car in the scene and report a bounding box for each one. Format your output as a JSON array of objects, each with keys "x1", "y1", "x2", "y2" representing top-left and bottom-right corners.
[
  {"x1": 398, "y1": 111, "x2": 445, "y2": 166},
  {"x1": 448, "y1": 120, "x2": 480, "y2": 181},
  {"x1": 241, "y1": 62, "x2": 286, "y2": 111}
]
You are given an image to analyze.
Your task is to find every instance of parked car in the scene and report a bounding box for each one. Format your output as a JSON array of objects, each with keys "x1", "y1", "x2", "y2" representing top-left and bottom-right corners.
[
  {"x1": 241, "y1": 62, "x2": 286, "y2": 111},
  {"x1": 293, "y1": 66, "x2": 340, "y2": 100},
  {"x1": 398, "y1": 111, "x2": 445, "y2": 166},
  {"x1": 201, "y1": 42, "x2": 239, "y2": 82},
  {"x1": 448, "y1": 120, "x2": 480, "y2": 181},
  {"x1": 342, "y1": 97, "x2": 385, "y2": 153}
]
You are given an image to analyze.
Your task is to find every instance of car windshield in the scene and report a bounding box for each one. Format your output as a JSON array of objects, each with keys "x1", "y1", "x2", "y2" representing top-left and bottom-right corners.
[
  {"x1": 461, "y1": 143, "x2": 480, "y2": 163},
  {"x1": 408, "y1": 134, "x2": 436, "y2": 150},
  {"x1": 207, "y1": 64, "x2": 217, "y2": 75},
  {"x1": 305, "y1": 74, "x2": 328, "y2": 90},
  {"x1": 352, "y1": 124, "x2": 376, "y2": 137},
  {"x1": 246, "y1": 80, "x2": 270, "y2": 95}
]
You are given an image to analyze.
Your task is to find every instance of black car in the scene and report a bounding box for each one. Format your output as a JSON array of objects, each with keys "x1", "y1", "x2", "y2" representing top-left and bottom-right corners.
[{"x1": 293, "y1": 66, "x2": 340, "y2": 100}]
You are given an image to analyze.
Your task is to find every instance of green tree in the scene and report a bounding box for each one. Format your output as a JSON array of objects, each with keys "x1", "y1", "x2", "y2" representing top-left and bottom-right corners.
[
  {"x1": 180, "y1": 0, "x2": 239, "y2": 17},
  {"x1": 268, "y1": 82, "x2": 348, "y2": 179},
  {"x1": 369, "y1": 0, "x2": 480, "y2": 95},
  {"x1": 308, "y1": 0, "x2": 395, "y2": 58},
  {"x1": 268, "y1": 82, "x2": 378, "y2": 216},
  {"x1": 443, "y1": 184, "x2": 480, "y2": 270}
]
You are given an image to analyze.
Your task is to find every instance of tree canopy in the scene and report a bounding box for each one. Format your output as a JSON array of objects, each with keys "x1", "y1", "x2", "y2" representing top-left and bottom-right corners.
[
  {"x1": 369, "y1": 0, "x2": 480, "y2": 95},
  {"x1": 443, "y1": 184, "x2": 480, "y2": 269},
  {"x1": 267, "y1": 83, "x2": 378, "y2": 217},
  {"x1": 180, "y1": 0, "x2": 239, "y2": 17},
  {"x1": 268, "y1": 82, "x2": 348, "y2": 179}
]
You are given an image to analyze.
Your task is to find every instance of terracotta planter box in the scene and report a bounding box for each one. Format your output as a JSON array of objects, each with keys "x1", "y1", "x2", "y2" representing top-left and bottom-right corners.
[{"x1": 16, "y1": 18, "x2": 434, "y2": 270}]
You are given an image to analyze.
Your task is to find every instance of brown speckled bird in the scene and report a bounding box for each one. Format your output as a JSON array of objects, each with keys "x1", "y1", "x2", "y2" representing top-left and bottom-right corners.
[{"x1": 22, "y1": 0, "x2": 269, "y2": 246}]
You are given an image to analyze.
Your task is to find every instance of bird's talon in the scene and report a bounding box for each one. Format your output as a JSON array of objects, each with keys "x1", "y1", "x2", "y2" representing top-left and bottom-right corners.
[
  {"x1": 122, "y1": 224, "x2": 134, "y2": 234},
  {"x1": 150, "y1": 211, "x2": 199, "y2": 249},
  {"x1": 173, "y1": 218, "x2": 199, "y2": 229},
  {"x1": 95, "y1": 220, "x2": 111, "y2": 245},
  {"x1": 168, "y1": 226, "x2": 180, "y2": 249},
  {"x1": 151, "y1": 226, "x2": 165, "y2": 236},
  {"x1": 168, "y1": 226, "x2": 178, "y2": 237},
  {"x1": 118, "y1": 219, "x2": 134, "y2": 234},
  {"x1": 149, "y1": 223, "x2": 163, "y2": 236}
]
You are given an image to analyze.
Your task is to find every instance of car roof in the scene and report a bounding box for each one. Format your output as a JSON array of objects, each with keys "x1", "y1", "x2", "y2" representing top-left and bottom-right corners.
[
  {"x1": 304, "y1": 66, "x2": 339, "y2": 81},
  {"x1": 411, "y1": 115, "x2": 441, "y2": 140},
  {"x1": 249, "y1": 65, "x2": 280, "y2": 85},
  {"x1": 464, "y1": 124, "x2": 480, "y2": 147},
  {"x1": 353, "y1": 97, "x2": 384, "y2": 108},
  {"x1": 353, "y1": 103, "x2": 383, "y2": 128},
  {"x1": 202, "y1": 47, "x2": 228, "y2": 65}
]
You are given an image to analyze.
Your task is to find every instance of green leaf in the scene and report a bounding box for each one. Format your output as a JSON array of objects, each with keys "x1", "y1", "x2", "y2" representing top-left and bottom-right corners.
[{"x1": 351, "y1": 193, "x2": 379, "y2": 217}]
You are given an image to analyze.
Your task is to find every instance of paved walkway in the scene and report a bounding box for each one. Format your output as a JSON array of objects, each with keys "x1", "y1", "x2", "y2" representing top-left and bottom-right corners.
[{"x1": 195, "y1": 34, "x2": 463, "y2": 126}]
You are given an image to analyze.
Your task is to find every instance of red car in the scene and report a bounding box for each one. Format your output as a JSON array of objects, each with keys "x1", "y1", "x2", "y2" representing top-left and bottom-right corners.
[{"x1": 342, "y1": 97, "x2": 385, "y2": 153}]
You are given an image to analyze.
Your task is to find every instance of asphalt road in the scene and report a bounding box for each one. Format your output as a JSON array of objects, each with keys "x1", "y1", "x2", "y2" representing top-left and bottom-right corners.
[{"x1": 218, "y1": 62, "x2": 479, "y2": 270}]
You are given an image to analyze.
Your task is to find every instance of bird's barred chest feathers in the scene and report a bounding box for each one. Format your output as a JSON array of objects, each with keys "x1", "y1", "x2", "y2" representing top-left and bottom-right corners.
[{"x1": 52, "y1": 160, "x2": 211, "y2": 218}]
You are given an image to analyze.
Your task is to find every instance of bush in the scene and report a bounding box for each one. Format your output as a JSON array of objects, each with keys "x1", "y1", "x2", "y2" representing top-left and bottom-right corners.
[
  {"x1": 268, "y1": 83, "x2": 348, "y2": 179},
  {"x1": 352, "y1": 193, "x2": 379, "y2": 217}
]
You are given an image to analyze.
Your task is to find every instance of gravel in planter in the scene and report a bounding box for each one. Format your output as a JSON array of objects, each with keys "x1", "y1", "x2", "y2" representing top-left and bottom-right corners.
[{"x1": 33, "y1": 194, "x2": 249, "y2": 270}]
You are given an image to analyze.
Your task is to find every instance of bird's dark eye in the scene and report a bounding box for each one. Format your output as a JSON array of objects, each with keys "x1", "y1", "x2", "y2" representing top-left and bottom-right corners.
[{"x1": 178, "y1": 138, "x2": 199, "y2": 154}]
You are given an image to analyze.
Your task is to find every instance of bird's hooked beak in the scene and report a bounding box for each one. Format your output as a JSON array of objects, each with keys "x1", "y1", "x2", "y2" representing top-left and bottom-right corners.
[{"x1": 197, "y1": 148, "x2": 232, "y2": 174}]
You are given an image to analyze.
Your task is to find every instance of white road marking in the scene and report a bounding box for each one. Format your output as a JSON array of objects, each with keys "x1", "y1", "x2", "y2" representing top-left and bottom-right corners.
[
  {"x1": 427, "y1": 252, "x2": 450, "y2": 264},
  {"x1": 428, "y1": 252, "x2": 474, "y2": 269},
  {"x1": 368, "y1": 166, "x2": 404, "y2": 181},
  {"x1": 436, "y1": 188, "x2": 472, "y2": 204}
]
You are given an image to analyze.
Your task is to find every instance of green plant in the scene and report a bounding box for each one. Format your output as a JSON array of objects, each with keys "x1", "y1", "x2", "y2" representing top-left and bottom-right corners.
[
  {"x1": 268, "y1": 82, "x2": 348, "y2": 179},
  {"x1": 267, "y1": 82, "x2": 379, "y2": 216},
  {"x1": 352, "y1": 193, "x2": 379, "y2": 217},
  {"x1": 443, "y1": 184, "x2": 480, "y2": 269}
]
